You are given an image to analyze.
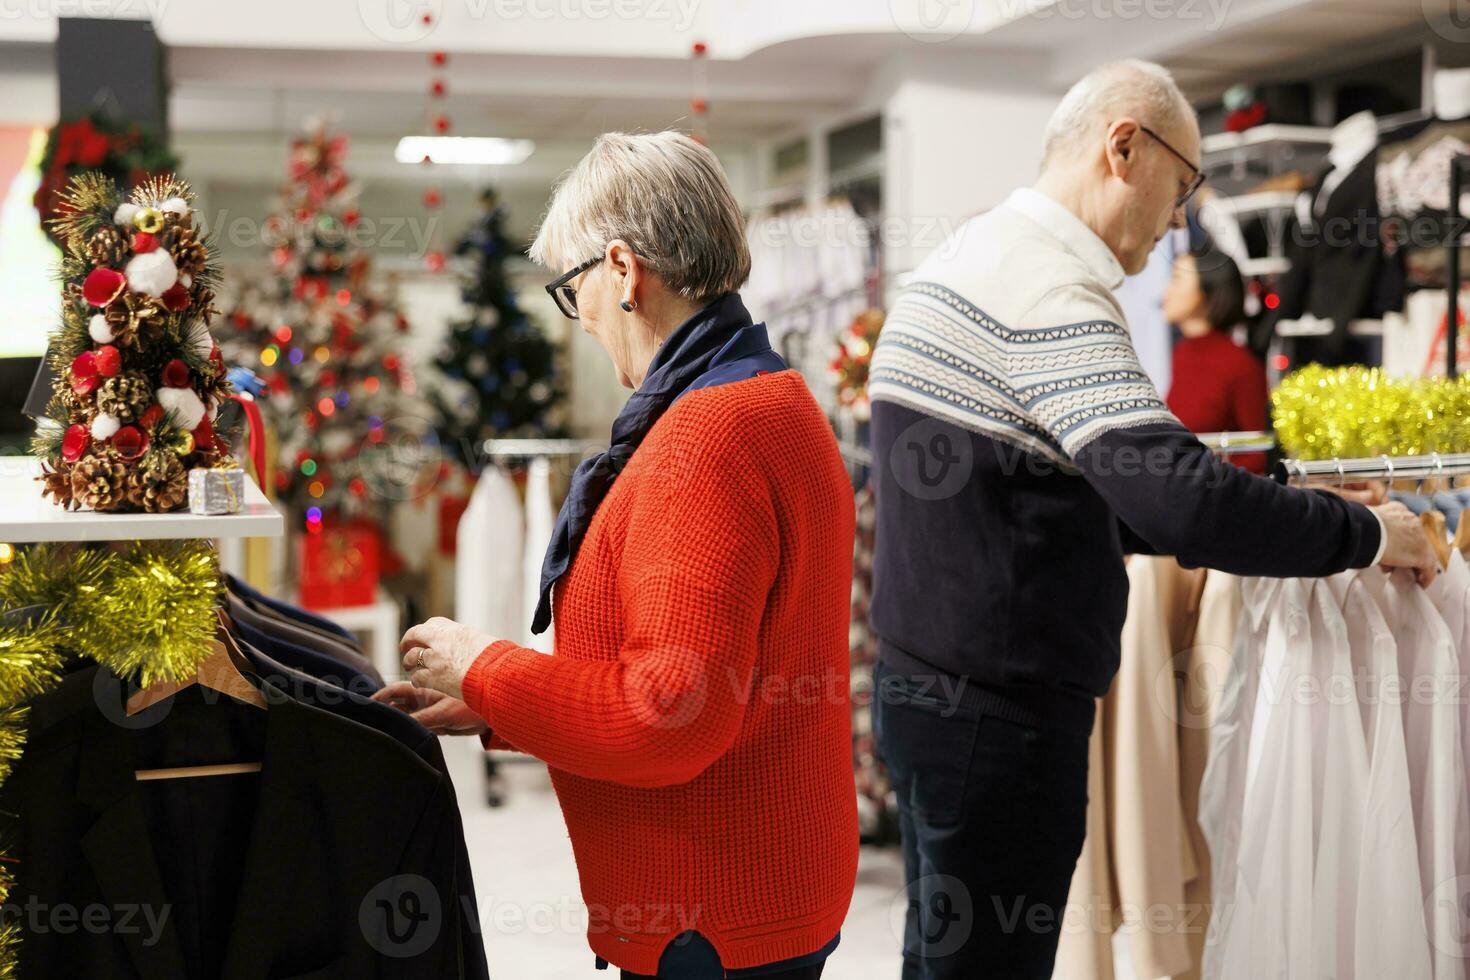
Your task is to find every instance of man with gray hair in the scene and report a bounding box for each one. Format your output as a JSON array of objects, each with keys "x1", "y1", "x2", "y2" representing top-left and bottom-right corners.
[{"x1": 866, "y1": 60, "x2": 1433, "y2": 979}]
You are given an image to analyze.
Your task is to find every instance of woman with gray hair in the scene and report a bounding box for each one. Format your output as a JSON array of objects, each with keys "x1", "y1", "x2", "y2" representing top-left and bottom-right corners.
[{"x1": 376, "y1": 131, "x2": 859, "y2": 979}]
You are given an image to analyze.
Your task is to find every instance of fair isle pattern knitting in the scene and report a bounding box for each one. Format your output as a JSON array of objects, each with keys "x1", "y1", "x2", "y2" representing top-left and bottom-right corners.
[{"x1": 869, "y1": 280, "x2": 1177, "y2": 466}]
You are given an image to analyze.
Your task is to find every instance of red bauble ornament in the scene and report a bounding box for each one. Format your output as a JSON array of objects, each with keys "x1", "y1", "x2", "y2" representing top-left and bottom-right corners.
[
  {"x1": 131, "y1": 232, "x2": 158, "y2": 254},
  {"x1": 61, "y1": 424, "x2": 89, "y2": 463},
  {"x1": 112, "y1": 426, "x2": 147, "y2": 462},
  {"x1": 193, "y1": 416, "x2": 215, "y2": 451},
  {"x1": 423, "y1": 188, "x2": 442, "y2": 208},
  {"x1": 139, "y1": 404, "x2": 164, "y2": 429},
  {"x1": 342, "y1": 208, "x2": 360, "y2": 226},
  {"x1": 424, "y1": 251, "x2": 446, "y2": 273},
  {"x1": 271, "y1": 246, "x2": 291, "y2": 270},
  {"x1": 162, "y1": 359, "x2": 192, "y2": 388},
  {"x1": 432, "y1": 114, "x2": 451, "y2": 134},
  {"x1": 71, "y1": 350, "x2": 99, "y2": 381},
  {"x1": 691, "y1": 98, "x2": 708, "y2": 114},
  {"x1": 209, "y1": 345, "x2": 224, "y2": 371},
  {"x1": 421, "y1": 10, "x2": 432, "y2": 24},
  {"x1": 82, "y1": 268, "x2": 127, "y2": 306},
  {"x1": 430, "y1": 51, "x2": 448, "y2": 67},
  {"x1": 349, "y1": 477, "x2": 367, "y2": 497},
  {"x1": 692, "y1": 41, "x2": 707, "y2": 56},
  {"x1": 94, "y1": 344, "x2": 121, "y2": 378},
  {"x1": 72, "y1": 376, "x2": 99, "y2": 396},
  {"x1": 430, "y1": 79, "x2": 446, "y2": 97},
  {"x1": 160, "y1": 282, "x2": 190, "y2": 311},
  {"x1": 232, "y1": 311, "x2": 251, "y2": 330}
]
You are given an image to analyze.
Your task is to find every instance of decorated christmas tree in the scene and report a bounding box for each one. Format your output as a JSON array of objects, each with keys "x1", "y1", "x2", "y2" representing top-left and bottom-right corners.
[
  {"x1": 33, "y1": 173, "x2": 233, "y2": 512},
  {"x1": 431, "y1": 188, "x2": 567, "y2": 463},
  {"x1": 218, "y1": 124, "x2": 436, "y2": 529}
]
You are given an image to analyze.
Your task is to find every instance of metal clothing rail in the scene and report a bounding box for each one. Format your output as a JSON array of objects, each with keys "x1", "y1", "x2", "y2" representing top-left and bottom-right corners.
[
  {"x1": 1281, "y1": 452, "x2": 1470, "y2": 485},
  {"x1": 1196, "y1": 430, "x2": 1277, "y2": 455},
  {"x1": 479, "y1": 438, "x2": 603, "y2": 458}
]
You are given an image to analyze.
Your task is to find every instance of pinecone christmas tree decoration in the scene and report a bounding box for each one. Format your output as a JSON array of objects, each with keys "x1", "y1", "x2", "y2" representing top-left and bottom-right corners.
[
  {"x1": 70, "y1": 454, "x2": 128, "y2": 510},
  {"x1": 38, "y1": 462, "x2": 75, "y2": 510},
  {"x1": 126, "y1": 453, "x2": 187, "y2": 512},
  {"x1": 163, "y1": 225, "x2": 208, "y2": 280},
  {"x1": 96, "y1": 372, "x2": 152, "y2": 423},
  {"x1": 87, "y1": 225, "x2": 128, "y2": 267}
]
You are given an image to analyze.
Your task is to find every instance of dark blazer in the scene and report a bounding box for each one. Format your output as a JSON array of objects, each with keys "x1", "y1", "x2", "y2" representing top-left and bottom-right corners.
[
  {"x1": 242, "y1": 646, "x2": 490, "y2": 980},
  {"x1": 1261, "y1": 147, "x2": 1405, "y2": 361},
  {"x1": 2, "y1": 664, "x2": 470, "y2": 979},
  {"x1": 224, "y1": 574, "x2": 359, "y2": 644},
  {"x1": 230, "y1": 612, "x2": 382, "y2": 697}
]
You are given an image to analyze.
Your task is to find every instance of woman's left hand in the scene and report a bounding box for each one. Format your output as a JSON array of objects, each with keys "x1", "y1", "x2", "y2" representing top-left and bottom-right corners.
[{"x1": 399, "y1": 616, "x2": 501, "y2": 701}]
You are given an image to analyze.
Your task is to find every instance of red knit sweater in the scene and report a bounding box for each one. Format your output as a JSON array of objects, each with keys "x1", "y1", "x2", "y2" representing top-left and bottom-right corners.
[{"x1": 461, "y1": 370, "x2": 860, "y2": 974}]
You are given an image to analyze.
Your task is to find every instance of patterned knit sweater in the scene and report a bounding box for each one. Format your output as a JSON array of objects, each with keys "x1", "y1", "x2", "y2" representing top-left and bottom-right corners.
[{"x1": 461, "y1": 370, "x2": 859, "y2": 975}]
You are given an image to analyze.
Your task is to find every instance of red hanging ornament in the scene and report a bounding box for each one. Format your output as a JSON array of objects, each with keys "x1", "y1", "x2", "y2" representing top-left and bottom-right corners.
[
  {"x1": 82, "y1": 268, "x2": 127, "y2": 306},
  {"x1": 111, "y1": 426, "x2": 148, "y2": 462},
  {"x1": 430, "y1": 51, "x2": 448, "y2": 67},
  {"x1": 432, "y1": 114, "x2": 451, "y2": 134},
  {"x1": 692, "y1": 41, "x2": 707, "y2": 56},
  {"x1": 71, "y1": 350, "x2": 99, "y2": 381},
  {"x1": 72, "y1": 375, "x2": 99, "y2": 396},
  {"x1": 342, "y1": 208, "x2": 360, "y2": 226},
  {"x1": 423, "y1": 188, "x2": 442, "y2": 209},
  {"x1": 421, "y1": 10, "x2": 432, "y2": 24},
  {"x1": 691, "y1": 98, "x2": 708, "y2": 114},
  {"x1": 162, "y1": 358, "x2": 192, "y2": 388},
  {"x1": 430, "y1": 79, "x2": 447, "y2": 98},
  {"x1": 424, "y1": 251, "x2": 446, "y2": 273},
  {"x1": 130, "y1": 231, "x2": 158, "y2": 254},
  {"x1": 94, "y1": 344, "x2": 121, "y2": 378},
  {"x1": 61, "y1": 424, "x2": 90, "y2": 463}
]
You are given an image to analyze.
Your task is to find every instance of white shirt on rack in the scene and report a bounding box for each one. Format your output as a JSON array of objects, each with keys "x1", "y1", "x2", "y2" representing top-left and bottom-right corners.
[
  {"x1": 1220, "y1": 578, "x2": 1316, "y2": 980},
  {"x1": 1308, "y1": 574, "x2": 1370, "y2": 980},
  {"x1": 1370, "y1": 568, "x2": 1468, "y2": 979},
  {"x1": 1329, "y1": 568, "x2": 1432, "y2": 980}
]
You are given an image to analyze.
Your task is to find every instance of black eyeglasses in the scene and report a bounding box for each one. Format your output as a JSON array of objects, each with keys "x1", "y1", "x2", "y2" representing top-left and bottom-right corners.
[
  {"x1": 545, "y1": 255, "x2": 602, "y2": 319},
  {"x1": 1140, "y1": 125, "x2": 1205, "y2": 208}
]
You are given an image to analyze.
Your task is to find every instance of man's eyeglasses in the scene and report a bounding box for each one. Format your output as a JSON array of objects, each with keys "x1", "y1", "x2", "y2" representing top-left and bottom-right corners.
[
  {"x1": 545, "y1": 255, "x2": 602, "y2": 319},
  {"x1": 1140, "y1": 125, "x2": 1205, "y2": 209}
]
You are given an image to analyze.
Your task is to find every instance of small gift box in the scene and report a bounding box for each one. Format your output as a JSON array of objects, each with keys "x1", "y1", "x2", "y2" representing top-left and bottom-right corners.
[{"x1": 188, "y1": 465, "x2": 245, "y2": 515}]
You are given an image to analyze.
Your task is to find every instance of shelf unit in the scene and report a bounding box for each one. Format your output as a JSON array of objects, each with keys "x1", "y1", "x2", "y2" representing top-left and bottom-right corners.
[
  {"x1": 0, "y1": 457, "x2": 283, "y2": 543},
  {"x1": 1274, "y1": 316, "x2": 1383, "y2": 338}
]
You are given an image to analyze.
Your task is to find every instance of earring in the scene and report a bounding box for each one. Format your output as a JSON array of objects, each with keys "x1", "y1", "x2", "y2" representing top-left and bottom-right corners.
[{"x1": 620, "y1": 299, "x2": 637, "y2": 312}]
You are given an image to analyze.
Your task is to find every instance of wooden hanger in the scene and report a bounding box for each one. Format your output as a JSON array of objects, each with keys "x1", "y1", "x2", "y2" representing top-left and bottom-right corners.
[
  {"x1": 1456, "y1": 508, "x2": 1470, "y2": 557},
  {"x1": 129, "y1": 609, "x2": 266, "y2": 781},
  {"x1": 1420, "y1": 511, "x2": 1453, "y2": 570}
]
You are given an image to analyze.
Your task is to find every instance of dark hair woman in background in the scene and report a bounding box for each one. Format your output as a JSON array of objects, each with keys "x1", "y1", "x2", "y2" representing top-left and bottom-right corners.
[{"x1": 1162, "y1": 246, "x2": 1269, "y2": 472}]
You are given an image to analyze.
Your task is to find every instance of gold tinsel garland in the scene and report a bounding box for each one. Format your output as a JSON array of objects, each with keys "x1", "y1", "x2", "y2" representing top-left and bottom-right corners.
[
  {"x1": 1271, "y1": 365, "x2": 1470, "y2": 460},
  {"x1": 0, "y1": 540, "x2": 222, "y2": 973}
]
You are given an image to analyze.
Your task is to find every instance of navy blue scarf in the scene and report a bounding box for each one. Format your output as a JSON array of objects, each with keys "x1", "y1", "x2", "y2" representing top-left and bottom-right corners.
[{"x1": 531, "y1": 293, "x2": 782, "y2": 634}]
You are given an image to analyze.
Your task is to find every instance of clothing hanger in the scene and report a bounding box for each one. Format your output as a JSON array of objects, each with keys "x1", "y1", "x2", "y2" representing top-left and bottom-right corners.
[
  {"x1": 128, "y1": 608, "x2": 266, "y2": 782},
  {"x1": 1420, "y1": 511, "x2": 1453, "y2": 570}
]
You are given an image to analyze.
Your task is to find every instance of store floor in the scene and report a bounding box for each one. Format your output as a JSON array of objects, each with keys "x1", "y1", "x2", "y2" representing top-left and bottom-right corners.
[{"x1": 442, "y1": 736, "x2": 908, "y2": 979}]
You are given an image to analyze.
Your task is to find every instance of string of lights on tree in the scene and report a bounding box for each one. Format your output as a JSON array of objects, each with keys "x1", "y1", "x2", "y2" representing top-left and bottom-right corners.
[{"x1": 217, "y1": 122, "x2": 436, "y2": 532}]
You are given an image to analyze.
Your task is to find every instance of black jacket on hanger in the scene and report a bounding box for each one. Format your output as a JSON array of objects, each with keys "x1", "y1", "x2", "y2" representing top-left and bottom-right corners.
[
  {"x1": 1261, "y1": 147, "x2": 1405, "y2": 362},
  {"x1": 1, "y1": 664, "x2": 470, "y2": 979}
]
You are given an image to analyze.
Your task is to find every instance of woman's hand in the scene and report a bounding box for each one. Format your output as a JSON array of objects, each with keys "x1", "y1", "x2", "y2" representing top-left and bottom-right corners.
[
  {"x1": 397, "y1": 616, "x2": 500, "y2": 701},
  {"x1": 372, "y1": 682, "x2": 489, "y2": 737}
]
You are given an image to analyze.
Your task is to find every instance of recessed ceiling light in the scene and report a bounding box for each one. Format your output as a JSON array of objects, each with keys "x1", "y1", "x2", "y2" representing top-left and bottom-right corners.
[{"x1": 395, "y1": 136, "x2": 535, "y2": 166}]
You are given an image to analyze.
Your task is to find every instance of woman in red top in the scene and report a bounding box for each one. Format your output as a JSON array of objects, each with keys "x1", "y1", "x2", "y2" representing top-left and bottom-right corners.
[
  {"x1": 1162, "y1": 246, "x2": 1270, "y2": 472},
  {"x1": 375, "y1": 132, "x2": 858, "y2": 979}
]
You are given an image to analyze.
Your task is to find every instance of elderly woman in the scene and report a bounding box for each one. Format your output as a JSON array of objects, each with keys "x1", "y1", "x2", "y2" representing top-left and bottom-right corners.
[{"x1": 375, "y1": 131, "x2": 858, "y2": 979}]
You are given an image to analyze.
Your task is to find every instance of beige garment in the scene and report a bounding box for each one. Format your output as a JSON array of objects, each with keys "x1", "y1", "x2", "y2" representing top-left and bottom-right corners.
[{"x1": 1056, "y1": 560, "x2": 1238, "y2": 980}]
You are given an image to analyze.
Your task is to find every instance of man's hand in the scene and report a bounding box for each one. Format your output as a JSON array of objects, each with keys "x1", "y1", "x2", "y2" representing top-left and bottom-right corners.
[
  {"x1": 1373, "y1": 500, "x2": 1439, "y2": 587},
  {"x1": 372, "y1": 682, "x2": 489, "y2": 737}
]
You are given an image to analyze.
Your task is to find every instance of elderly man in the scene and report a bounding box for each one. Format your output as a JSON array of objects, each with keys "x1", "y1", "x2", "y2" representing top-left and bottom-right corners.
[{"x1": 867, "y1": 60, "x2": 1434, "y2": 979}]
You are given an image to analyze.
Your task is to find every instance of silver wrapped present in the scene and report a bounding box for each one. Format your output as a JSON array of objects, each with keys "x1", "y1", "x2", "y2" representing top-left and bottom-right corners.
[{"x1": 188, "y1": 466, "x2": 245, "y2": 515}]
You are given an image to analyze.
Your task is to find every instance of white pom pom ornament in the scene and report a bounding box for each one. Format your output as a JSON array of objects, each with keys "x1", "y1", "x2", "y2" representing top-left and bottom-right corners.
[
  {"x1": 124, "y1": 250, "x2": 179, "y2": 298},
  {"x1": 90, "y1": 414, "x2": 121, "y2": 441},
  {"x1": 88, "y1": 314, "x2": 115, "y2": 344},
  {"x1": 159, "y1": 197, "x2": 190, "y2": 215},
  {"x1": 155, "y1": 386, "x2": 207, "y2": 431},
  {"x1": 113, "y1": 202, "x2": 140, "y2": 227}
]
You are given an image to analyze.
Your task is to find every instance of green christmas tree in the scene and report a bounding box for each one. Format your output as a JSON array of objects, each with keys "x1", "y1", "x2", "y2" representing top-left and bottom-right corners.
[
  {"x1": 432, "y1": 188, "x2": 567, "y2": 464},
  {"x1": 218, "y1": 124, "x2": 438, "y2": 528}
]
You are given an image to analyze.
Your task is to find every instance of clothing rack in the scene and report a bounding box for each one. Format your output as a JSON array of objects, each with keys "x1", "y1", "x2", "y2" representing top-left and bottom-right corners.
[
  {"x1": 1280, "y1": 451, "x2": 1470, "y2": 484},
  {"x1": 479, "y1": 438, "x2": 603, "y2": 459},
  {"x1": 1196, "y1": 430, "x2": 1278, "y2": 455}
]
